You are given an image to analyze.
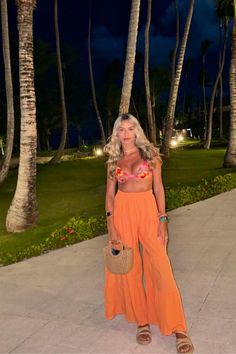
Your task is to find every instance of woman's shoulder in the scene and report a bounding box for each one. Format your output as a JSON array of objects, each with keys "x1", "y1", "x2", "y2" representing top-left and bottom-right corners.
[
  {"x1": 154, "y1": 155, "x2": 162, "y2": 164},
  {"x1": 148, "y1": 156, "x2": 162, "y2": 171}
]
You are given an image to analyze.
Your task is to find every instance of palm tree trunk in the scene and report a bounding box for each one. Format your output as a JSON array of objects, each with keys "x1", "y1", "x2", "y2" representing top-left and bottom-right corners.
[
  {"x1": 144, "y1": 0, "x2": 156, "y2": 144},
  {"x1": 205, "y1": 27, "x2": 228, "y2": 149},
  {"x1": 131, "y1": 96, "x2": 139, "y2": 120},
  {"x1": 46, "y1": 129, "x2": 51, "y2": 151},
  {"x1": 88, "y1": 16, "x2": 106, "y2": 145},
  {"x1": 182, "y1": 73, "x2": 187, "y2": 119},
  {"x1": 162, "y1": 0, "x2": 195, "y2": 158},
  {"x1": 202, "y1": 66, "x2": 207, "y2": 141},
  {"x1": 224, "y1": 25, "x2": 236, "y2": 167},
  {"x1": 106, "y1": 110, "x2": 113, "y2": 137},
  {"x1": 163, "y1": 0, "x2": 179, "y2": 145},
  {"x1": 0, "y1": 0, "x2": 15, "y2": 184},
  {"x1": 50, "y1": 0, "x2": 68, "y2": 164},
  {"x1": 219, "y1": 74, "x2": 223, "y2": 137},
  {"x1": 6, "y1": 0, "x2": 38, "y2": 233},
  {"x1": 219, "y1": 19, "x2": 224, "y2": 138},
  {"x1": 152, "y1": 91, "x2": 160, "y2": 143},
  {"x1": 119, "y1": 0, "x2": 141, "y2": 114},
  {"x1": 171, "y1": 0, "x2": 180, "y2": 94},
  {"x1": 198, "y1": 99, "x2": 201, "y2": 125}
]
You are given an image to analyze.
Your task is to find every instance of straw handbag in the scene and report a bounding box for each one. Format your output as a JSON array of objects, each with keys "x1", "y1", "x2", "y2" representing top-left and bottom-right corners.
[{"x1": 103, "y1": 240, "x2": 133, "y2": 275}]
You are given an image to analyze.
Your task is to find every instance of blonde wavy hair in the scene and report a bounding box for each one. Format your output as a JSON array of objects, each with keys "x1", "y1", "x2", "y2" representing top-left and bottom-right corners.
[{"x1": 103, "y1": 113, "x2": 162, "y2": 178}]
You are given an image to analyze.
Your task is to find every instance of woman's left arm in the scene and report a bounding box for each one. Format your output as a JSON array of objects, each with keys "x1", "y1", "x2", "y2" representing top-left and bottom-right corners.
[{"x1": 152, "y1": 158, "x2": 168, "y2": 247}]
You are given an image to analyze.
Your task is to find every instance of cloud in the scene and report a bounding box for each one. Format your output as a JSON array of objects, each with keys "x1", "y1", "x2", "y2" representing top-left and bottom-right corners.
[
  {"x1": 90, "y1": 1, "x2": 221, "y2": 69},
  {"x1": 159, "y1": 0, "x2": 219, "y2": 59},
  {"x1": 91, "y1": 24, "x2": 176, "y2": 67},
  {"x1": 91, "y1": 26, "x2": 125, "y2": 61},
  {"x1": 137, "y1": 25, "x2": 175, "y2": 66}
]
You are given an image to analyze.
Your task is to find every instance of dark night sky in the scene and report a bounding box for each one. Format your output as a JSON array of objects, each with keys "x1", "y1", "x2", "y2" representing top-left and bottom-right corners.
[
  {"x1": 5, "y1": 0, "x2": 229, "y2": 93},
  {"x1": 2, "y1": 0, "x2": 232, "y2": 144},
  {"x1": 32, "y1": 0, "x2": 228, "y2": 92},
  {"x1": 7, "y1": 0, "x2": 223, "y2": 70}
]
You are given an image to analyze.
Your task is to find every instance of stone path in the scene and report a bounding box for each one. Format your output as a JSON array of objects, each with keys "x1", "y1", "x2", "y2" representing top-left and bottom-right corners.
[{"x1": 0, "y1": 189, "x2": 236, "y2": 353}]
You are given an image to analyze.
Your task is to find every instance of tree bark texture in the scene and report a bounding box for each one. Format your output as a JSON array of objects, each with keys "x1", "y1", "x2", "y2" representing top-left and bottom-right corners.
[
  {"x1": 50, "y1": 0, "x2": 68, "y2": 163},
  {"x1": 144, "y1": 0, "x2": 156, "y2": 143},
  {"x1": 0, "y1": 0, "x2": 15, "y2": 184},
  {"x1": 205, "y1": 25, "x2": 228, "y2": 149},
  {"x1": 224, "y1": 28, "x2": 236, "y2": 167},
  {"x1": 119, "y1": 0, "x2": 141, "y2": 114},
  {"x1": 6, "y1": 0, "x2": 38, "y2": 232},
  {"x1": 88, "y1": 16, "x2": 106, "y2": 145},
  {"x1": 162, "y1": 0, "x2": 195, "y2": 158}
]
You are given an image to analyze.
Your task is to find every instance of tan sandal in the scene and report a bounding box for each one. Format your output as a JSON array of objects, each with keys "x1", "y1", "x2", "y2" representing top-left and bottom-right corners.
[
  {"x1": 136, "y1": 324, "x2": 152, "y2": 345},
  {"x1": 176, "y1": 331, "x2": 194, "y2": 354}
]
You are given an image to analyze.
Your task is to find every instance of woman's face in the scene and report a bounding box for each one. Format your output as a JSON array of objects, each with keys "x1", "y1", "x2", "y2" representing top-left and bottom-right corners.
[{"x1": 117, "y1": 119, "x2": 136, "y2": 146}]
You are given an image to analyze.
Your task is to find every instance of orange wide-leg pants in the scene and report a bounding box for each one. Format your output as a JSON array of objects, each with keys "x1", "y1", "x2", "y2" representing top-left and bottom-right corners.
[{"x1": 104, "y1": 190, "x2": 187, "y2": 335}]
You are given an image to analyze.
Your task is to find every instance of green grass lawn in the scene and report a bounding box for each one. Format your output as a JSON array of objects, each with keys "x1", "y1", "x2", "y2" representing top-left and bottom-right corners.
[
  {"x1": 0, "y1": 157, "x2": 106, "y2": 258},
  {"x1": 162, "y1": 148, "x2": 236, "y2": 187},
  {"x1": 0, "y1": 149, "x2": 236, "y2": 260}
]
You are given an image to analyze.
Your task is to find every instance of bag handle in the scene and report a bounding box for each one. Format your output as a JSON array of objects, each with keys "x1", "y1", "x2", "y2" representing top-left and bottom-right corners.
[
  {"x1": 109, "y1": 239, "x2": 123, "y2": 247},
  {"x1": 108, "y1": 240, "x2": 124, "y2": 255}
]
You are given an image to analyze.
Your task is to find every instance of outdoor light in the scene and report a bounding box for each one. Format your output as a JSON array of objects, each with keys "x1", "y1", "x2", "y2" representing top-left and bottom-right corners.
[
  {"x1": 177, "y1": 135, "x2": 184, "y2": 142},
  {"x1": 94, "y1": 147, "x2": 103, "y2": 157},
  {"x1": 170, "y1": 139, "x2": 178, "y2": 148}
]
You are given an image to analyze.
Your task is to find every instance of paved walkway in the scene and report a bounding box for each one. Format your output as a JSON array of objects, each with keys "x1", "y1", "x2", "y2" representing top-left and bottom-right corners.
[{"x1": 0, "y1": 189, "x2": 236, "y2": 354}]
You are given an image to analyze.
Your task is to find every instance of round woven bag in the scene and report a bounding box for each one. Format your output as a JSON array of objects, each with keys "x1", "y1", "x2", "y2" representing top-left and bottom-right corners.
[{"x1": 103, "y1": 240, "x2": 133, "y2": 275}]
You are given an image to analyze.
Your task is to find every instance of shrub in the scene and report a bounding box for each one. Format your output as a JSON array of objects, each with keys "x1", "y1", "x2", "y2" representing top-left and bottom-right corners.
[
  {"x1": 166, "y1": 173, "x2": 236, "y2": 210},
  {"x1": 1, "y1": 216, "x2": 106, "y2": 266}
]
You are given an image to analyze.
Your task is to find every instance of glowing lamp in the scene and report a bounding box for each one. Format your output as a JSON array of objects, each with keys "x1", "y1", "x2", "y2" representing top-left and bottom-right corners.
[{"x1": 94, "y1": 148, "x2": 103, "y2": 156}]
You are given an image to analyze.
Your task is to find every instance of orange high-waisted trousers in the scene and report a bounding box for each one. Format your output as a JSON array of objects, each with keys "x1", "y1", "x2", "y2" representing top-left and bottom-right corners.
[{"x1": 104, "y1": 190, "x2": 187, "y2": 335}]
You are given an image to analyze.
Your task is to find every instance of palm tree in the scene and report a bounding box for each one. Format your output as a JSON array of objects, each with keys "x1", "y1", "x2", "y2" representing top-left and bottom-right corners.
[
  {"x1": 162, "y1": 0, "x2": 195, "y2": 158},
  {"x1": 162, "y1": 0, "x2": 180, "y2": 139},
  {"x1": 219, "y1": 19, "x2": 226, "y2": 138},
  {"x1": 205, "y1": 23, "x2": 228, "y2": 149},
  {"x1": 88, "y1": 16, "x2": 106, "y2": 145},
  {"x1": 182, "y1": 58, "x2": 194, "y2": 119},
  {"x1": 219, "y1": 0, "x2": 236, "y2": 167},
  {"x1": 171, "y1": 0, "x2": 180, "y2": 80},
  {"x1": 6, "y1": 0, "x2": 37, "y2": 232},
  {"x1": 0, "y1": 0, "x2": 15, "y2": 184},
  {"x1": 200, "y1": 39, "x2": 213, "y2": 144},
  {"x1": 144, "y1": 0, "x2": 156, "y2": 144},
  {"x1": 50, "y1": 0, "x2": 68, "y2": 164},
  {"x1": 119, "y1": 0, "x2": 141, "y2": 114}
]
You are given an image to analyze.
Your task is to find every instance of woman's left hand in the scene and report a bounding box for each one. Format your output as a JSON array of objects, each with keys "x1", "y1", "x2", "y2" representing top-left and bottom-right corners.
[{"x1": 157, "y1": 221, "x2": 169, "y2": 247}]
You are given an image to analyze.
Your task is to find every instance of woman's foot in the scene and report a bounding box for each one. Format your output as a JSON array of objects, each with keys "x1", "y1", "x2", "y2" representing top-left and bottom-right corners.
[
  {"x1": 136, "y1": 324, "x2": 152, "y2": 345},
  {"x1": 175, "y1": 332, "x2": 194, "y2": 354}
]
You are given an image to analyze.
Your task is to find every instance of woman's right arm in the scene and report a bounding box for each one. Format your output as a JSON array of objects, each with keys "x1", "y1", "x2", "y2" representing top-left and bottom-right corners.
[{"x1": 105, "y1": 169, "x2": 120, "y2": 241}]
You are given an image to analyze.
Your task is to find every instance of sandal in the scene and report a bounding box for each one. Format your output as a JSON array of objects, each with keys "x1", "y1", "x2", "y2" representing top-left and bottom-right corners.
[
  {"x1": 136, "y1": 324, "x2": 152, "y2": 345},
  {"x1": 176, "y1": 331, "x2": 194, "y2": 354}
]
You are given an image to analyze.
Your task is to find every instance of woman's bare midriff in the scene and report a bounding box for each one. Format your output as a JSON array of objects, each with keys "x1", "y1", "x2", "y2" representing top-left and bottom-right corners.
[{"x1": 117, "y1": 176, "x2": 153, "y2": 193}]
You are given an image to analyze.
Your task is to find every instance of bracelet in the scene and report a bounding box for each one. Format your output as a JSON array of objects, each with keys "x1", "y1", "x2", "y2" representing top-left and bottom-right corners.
[
  {"x1": 159, "y1": 212, "x2": 167, "y2": 217},
  {"x1": 106, "y1": 211, "x2": 113, "y2": 217},
  {"x1": 160, "y1": 215, "x2": 168, "y2": 222},
  {"x1": 159, "y1": 213, "x2": 168, "y2": 222}
]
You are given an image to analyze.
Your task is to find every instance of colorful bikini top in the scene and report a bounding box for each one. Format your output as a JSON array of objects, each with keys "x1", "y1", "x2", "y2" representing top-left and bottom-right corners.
[{"x1": 115, "y1": 160, "x2": 151, "y2": 184}]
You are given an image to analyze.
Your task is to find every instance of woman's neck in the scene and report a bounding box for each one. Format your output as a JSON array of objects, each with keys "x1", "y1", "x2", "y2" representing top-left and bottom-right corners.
[{"x1": 122, "y1": 145, "x2": 138, "y2": 156}]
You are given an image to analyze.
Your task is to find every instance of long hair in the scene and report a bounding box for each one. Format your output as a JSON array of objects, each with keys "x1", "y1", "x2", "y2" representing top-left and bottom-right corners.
[{"x1": 103, "y1": 113, "x2": 162, "y2": 178}]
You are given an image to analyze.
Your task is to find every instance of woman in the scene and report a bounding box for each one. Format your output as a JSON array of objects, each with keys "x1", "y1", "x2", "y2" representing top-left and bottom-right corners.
[{"x1": 103, "y1": 113, "x2": 194, "y2": 354}]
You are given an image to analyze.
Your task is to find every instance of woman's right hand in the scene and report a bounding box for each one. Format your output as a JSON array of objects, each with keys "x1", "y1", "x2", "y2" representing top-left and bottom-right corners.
[{"x1": 108, "y1": 229, "x2": 121, "y2": 243}]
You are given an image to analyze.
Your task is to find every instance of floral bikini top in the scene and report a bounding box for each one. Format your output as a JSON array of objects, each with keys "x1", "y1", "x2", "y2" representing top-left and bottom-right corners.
[{"x1": 115, "y1": 160, "x2": 151, "y2": 184}]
